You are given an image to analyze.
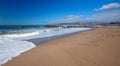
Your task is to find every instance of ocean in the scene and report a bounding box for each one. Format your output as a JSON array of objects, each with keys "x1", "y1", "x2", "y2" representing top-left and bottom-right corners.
[{"x1": 0, "y1": 25, "x2": 92, "y2": 65}]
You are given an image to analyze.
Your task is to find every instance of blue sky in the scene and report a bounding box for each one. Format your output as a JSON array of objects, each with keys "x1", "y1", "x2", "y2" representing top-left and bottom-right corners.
[{"x1": 0, "y1": 0, "x2": 120, "y2": 25}]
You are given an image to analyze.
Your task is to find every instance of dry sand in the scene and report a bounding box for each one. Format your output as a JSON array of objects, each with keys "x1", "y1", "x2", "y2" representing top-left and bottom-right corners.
[{"x1": 3, "y1": 27, "x2": 120, "y2": 66}]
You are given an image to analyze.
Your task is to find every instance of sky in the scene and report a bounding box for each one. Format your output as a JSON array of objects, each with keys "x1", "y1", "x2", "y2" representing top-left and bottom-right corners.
[{"x1": 0, "y1": 0, "x2": 120, "y2": 25}]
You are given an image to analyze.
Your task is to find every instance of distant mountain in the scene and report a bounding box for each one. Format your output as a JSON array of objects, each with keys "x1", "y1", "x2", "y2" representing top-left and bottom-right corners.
[
  {"x1": 44, "y1": 21, "x2": 120, "y2": 28},
  {"x1": 56, "y1": 21, "x2": 120, "y2": 26}
]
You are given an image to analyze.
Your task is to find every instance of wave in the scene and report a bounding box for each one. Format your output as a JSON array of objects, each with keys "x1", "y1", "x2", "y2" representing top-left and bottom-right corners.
[
  {"x1": 0, "y1": 37, "x2": 36, "y2": 65},
  {"x1": 1, "y1": 28, "x2": 59, "y2": 38}
]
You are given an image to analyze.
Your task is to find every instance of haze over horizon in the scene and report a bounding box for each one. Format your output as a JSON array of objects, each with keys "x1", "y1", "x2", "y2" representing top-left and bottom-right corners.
[{"x1": 0, "y1": 0, "x2": 120, "y2": 25}]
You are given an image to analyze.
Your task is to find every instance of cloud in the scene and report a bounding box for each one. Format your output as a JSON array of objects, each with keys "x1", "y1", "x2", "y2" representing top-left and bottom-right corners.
[
  {"x1": 51, "y1": 15, "x2": 83, "y2": 23},
  {"x1": 49, "y1": 10, "x2": 120, "y2": 24},
  {"x1": 86, "y1": 10, "x2": 120, "y2": 22},
  {"x1": 67, "y1": 11, "x2": 120, "y2": 22},
  {"x1": 95, "y1": 3, "x2": 120, "y2": 10},
  {"x1": 63, "y1": 15, "x2": 80, "y2": 22}
]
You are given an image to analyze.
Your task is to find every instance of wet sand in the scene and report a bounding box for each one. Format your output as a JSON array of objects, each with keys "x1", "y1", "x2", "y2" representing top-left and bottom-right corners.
[{"x1": 3, "y1": 27, "x2": 120, "y2": 66}]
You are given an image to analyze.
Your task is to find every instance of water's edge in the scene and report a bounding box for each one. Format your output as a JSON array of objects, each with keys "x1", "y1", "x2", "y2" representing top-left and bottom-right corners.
[
  {"x1": 0, "y1": 28, "x2": 93, "y2": 66},
  {"x1": 27, "y1": 28, "x2": 93, "y2": 45}
]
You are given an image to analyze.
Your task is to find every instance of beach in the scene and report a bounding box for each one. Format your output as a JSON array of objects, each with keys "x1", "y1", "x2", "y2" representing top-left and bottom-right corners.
[{"x1": 3, "y1": 27, "x2": 120, "y2": 66}]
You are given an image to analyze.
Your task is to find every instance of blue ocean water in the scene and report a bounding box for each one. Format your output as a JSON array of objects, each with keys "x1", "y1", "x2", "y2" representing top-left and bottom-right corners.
[{"x1": 0, "y1": 25, "x2": 45, "y2": 35}]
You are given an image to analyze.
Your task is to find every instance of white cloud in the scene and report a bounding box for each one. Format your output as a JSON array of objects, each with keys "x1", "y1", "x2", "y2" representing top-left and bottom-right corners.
[
  {"x1": 67, "y1": 11, "x2": 120, "y2": 22},
  {"x1": 86, "y1": 10, "x2": 120, "y2": 22},
  {"x1": 95, "y1": 3, "x2": 120, "y2": 10},
  {"x1": 64, "y1": 15, "x2": 80, "y2": 22},
  {"x1": 51, "y1": 15, "x2": 83, "y2": 23},
  {"x1": 49, "y1": 10, "x2": 120, "y2": 24}
]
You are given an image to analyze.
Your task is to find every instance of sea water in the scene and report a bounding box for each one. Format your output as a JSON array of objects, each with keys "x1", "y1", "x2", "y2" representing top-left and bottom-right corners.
[{"x1": 0, "y1": 25, "x2": 92, "y2": 65}]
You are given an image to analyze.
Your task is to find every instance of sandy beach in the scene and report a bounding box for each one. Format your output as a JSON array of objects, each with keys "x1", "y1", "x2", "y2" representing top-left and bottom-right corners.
[{"x1": 3, "y1": 27, "x2": 120, "y2": 66}]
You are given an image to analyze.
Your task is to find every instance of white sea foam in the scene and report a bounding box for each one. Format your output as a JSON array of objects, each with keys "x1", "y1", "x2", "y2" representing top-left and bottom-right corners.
[
  {"x1": 21, "y1": 28, "x2": 92, "y2": 40},
  {"x1": 0, "y1": 37, "x2": 36, "y2": 65},
  {"x1": 0, "y1": 28, "x2": 92, "y2": 66},
  {"x1": 2, "y1": 28, "x2": 55, "y2": 38}
]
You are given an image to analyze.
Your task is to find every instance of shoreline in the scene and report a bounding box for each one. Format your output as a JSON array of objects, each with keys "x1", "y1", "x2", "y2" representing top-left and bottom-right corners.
[
  {"x1": 0, "y1": 28, "x2": 92, "y2": 66},
  {"x1": 27, "y1": 28, "x2": 93, "y2": 45},
  {"x1": 3, "y1": 27, "x2": 120, "y2": 66}
]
